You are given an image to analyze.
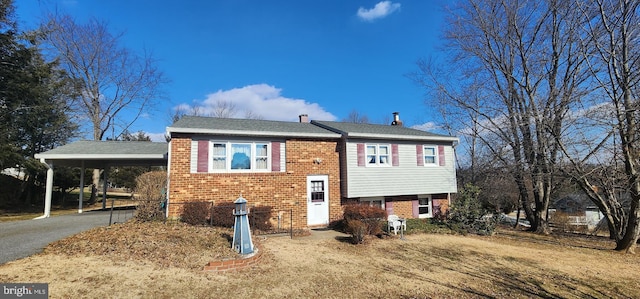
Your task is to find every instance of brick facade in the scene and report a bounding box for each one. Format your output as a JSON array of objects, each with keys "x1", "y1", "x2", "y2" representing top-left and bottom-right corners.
[{"x1": 168, "y1": 136, "x2": 341, "y2": 229}]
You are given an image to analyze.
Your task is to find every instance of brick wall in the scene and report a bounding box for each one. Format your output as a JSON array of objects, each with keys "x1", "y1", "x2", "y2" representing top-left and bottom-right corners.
[
  {"x1": 385, "y1": 195, "x2": 417, "y2": 218},
  {"x1": 168, "y1": 136, "x2": 341, "y2": 229},
  {"x1": 432, "y1": 193, "x2": 450, "y2": 217}
]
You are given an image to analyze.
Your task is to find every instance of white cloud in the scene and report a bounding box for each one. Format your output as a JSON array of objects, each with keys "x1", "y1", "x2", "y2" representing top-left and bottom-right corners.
[
  {"x1": 411, "y1": 122, "x2": 439, "y2": 132},
  {"x1": 177, "y1": 84, "x2": 337, "y2": 122},
  {"x1": 357, "y1": 1, "x2": 401, "y2": 22}
]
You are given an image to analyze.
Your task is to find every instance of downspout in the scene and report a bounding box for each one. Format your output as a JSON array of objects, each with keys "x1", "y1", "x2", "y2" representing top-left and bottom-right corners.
[
  {"x1": 165, "y1": 135, "x2": 172, "y2": 218},
  {"x1": 35, "y1": 158, "x2": 53, "y2": 219}
]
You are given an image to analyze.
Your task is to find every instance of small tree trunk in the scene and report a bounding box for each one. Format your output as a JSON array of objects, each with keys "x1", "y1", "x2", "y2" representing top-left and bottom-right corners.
[
  {"x1": 515, "y1": 206, "x2": 521, "y2": 229},
  {"x1": 615, "y1": 198, "x2": 640, "y2": 253}
]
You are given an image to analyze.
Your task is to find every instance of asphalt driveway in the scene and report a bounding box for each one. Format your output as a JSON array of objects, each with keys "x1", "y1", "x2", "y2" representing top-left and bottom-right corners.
[{"x1": 0, "y1": 210, "x2": 132, "y2": 265}]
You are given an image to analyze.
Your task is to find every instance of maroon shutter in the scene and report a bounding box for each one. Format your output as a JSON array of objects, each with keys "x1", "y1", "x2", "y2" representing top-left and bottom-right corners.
[
  {"x1": 416, "y1": 145, "x2": 424, "y2": 166},
  {"x1": 412, "y1": 200, "x2": 419, "y2": 218},
  {"x1": 438, "y1": 145, "x2": 445, "y2": 166},
  {"x1": 385, "y1": 201, "x2": 394, "y2": 216},
  {"x1": 391, "y1": 144, "x2": 399, "y2": 166},
  {"x1": 197, "y1": 140, "x2": 209, "y2": 172},
  {"x1": 271, "y1": 142, "x2": 281, "y2": 171},
  {"x1": 357, "y1": 143, "x2": 365, "y2": 166}
]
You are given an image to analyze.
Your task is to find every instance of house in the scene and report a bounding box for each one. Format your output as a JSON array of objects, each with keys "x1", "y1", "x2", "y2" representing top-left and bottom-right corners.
[
  {"x1": 165, "y1": 113, "x2": 458, "y2": 229},
  {"x1": 550, "y1": 194, "x2": 604, "y2": 230}
]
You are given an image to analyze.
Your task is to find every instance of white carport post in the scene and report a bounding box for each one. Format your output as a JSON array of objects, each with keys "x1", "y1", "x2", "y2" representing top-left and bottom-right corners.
[
  {"x1": 78, "y1": 160, "x2": 84, "y2": 213},
  {"x1": 102, "y1": 166, "x2": 109, "y2": 209},
  {"x1": 35, "y1": 158, "x2": 53, "y2": 219}
]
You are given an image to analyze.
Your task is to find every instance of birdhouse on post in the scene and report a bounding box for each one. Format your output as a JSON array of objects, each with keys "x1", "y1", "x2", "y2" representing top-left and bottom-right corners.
[{"x1": 232, "y1": 195, "x2": 254, "y2": 254}]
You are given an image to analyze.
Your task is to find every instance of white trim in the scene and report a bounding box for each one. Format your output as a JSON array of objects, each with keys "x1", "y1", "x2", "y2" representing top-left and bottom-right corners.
[
  {"x1": 365, "y1": 144, "x2": 391, "y2": 167},
  {"x1": 307, "y1": 175, "x2": 330, "y2": 226},
  {"x1": 346, "y1": 132, "x2": 459, "y2": 142},
  {"x1": 167, "y1": 127, "x2": 341, "y2": 138},
  {"x1": 34, "y1": 153, "x2": 166, "y2": 159},
  {"x1": 422, "y1": 145, "x2": 438, "y2": 166},
  {"x1": 209, "y1": 140, "x2": 272, "y2": 173}
]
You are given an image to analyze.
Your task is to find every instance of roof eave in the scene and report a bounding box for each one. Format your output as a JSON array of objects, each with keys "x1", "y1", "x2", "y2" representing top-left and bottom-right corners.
[
  {"x1": 345, "y1": 133, "x2": 459, "y2": 142},
  {"x1": 167, "y1": 127, "x2": 341, "y2": 139},
  {"x1": 34, "y1": 154, "x2": 168, "y2": 160}
]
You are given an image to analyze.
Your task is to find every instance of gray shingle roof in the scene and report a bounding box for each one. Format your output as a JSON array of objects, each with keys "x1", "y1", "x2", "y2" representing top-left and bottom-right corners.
[
  {"x1": 311, "y1": 120, "x2": 458, "y2": 142},
  {"x1": 34, "y1": 141, "x2": 168, "y2": 168},
  {"x1": 35, "y1": 140, "x2": 168, "y2": 157},
  {"x1": 167, "y1": 116, "x2": 341, "y2": 138}
]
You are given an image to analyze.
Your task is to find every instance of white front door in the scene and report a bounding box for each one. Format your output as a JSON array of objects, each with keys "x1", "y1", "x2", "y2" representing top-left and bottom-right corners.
[{"x1": 307, "y1": 175, "x2": 329, "y2": 226}]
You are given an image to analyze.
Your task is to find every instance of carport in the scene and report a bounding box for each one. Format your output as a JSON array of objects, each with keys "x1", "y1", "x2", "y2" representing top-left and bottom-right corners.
[{"x1": 33, "y1": 140, "x2": 168, "y2": 219}]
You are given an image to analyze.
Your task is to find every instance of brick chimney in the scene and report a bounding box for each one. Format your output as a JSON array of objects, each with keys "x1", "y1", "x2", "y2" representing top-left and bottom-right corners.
[
  {"x1": 299, "y1": 114, "x2": 309, "y2": 123},
  {"x1": 391, "y1": 112, "x2": 403, "y2": 126}
]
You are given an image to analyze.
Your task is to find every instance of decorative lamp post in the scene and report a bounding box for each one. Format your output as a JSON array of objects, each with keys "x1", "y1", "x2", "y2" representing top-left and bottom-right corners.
[{"x1": 232, "y1": 195, "x2": 254, "y2": 254}]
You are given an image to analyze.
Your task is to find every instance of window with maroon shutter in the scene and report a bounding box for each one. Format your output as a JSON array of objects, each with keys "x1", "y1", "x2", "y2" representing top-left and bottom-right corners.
[
  {"x1": 438, "y1": 145, "x2": 446, "y2": 166},
  {"x1": 201, "y1": 140, "x2": 280, "y2": 172},
  {"x1": 416, "y1": 145, "x2": 424, "y2": 166}
]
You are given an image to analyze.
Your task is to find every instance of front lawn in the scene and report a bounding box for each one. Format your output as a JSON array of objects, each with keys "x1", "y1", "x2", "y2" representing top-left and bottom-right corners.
[{"x1": 0, "y1": 222, "x2": 637, "y2": 298}]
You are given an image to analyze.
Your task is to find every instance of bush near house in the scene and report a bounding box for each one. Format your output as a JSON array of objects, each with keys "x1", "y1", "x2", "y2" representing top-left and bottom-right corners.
[
  {"x1": 342, "y1": 204, "x2": 386, "y2": 244},
  {"x1": 179, "y1": 202, "x2": 275, "y2": 235},
  {"x1": 181, "y1": 201, "x2": 212, "y2": 225},
  {"x1": 447, "y1": 183, "x2": 498, "y2": 236},
  {"x1": 133, "y1": 171, "x2": 167, "y2": 222}
]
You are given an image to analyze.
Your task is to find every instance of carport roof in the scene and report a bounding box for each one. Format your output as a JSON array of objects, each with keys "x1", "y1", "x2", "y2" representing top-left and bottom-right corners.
[{"x1": 34, "y1": 140, "x2": 168, "y2": 168}]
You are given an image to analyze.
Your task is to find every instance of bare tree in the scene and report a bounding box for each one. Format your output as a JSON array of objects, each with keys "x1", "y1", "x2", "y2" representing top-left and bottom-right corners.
[
  {"x1": 557, "y1": 0, "x2": 640, "y2": 252},
  {"x1": 41, "y1": 14, "x2": 167, "y2": 204},
  {"x1": 414, "y1": 0, "x2": 590, "y2": 233},
  {"x1": 169, "y1": 99, "x2": 262, "y2": 123},
  {"x1": 342, "y1": 109, "x2": 370, "y2": 123}
]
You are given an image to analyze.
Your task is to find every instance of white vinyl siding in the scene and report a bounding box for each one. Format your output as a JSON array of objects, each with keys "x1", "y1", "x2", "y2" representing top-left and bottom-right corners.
[
  {"x1": 344, "y1": 140, "x2": 457, "y2": 198},
  {"x1": 190, "y1": 140, "x2": 199, "y2": 173}
]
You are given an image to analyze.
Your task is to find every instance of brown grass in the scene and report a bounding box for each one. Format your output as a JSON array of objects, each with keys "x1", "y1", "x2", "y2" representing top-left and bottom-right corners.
[{"x1": 0, "y1": 222, "x2": 638, "y2": 298}]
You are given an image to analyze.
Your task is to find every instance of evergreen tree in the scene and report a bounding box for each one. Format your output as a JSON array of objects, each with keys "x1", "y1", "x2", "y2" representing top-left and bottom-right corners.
[{"x1": 0, "y1": 0, "x2": 76, "y2": 206}]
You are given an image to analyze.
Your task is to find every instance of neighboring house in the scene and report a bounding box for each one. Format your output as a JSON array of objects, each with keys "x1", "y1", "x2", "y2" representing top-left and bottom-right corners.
[
  {"x1": 166, "y1": 113, "x2": 458, "y2": 229},
  {"x1": 551, "y1": 194, "x2": 603, "y2": 230}
]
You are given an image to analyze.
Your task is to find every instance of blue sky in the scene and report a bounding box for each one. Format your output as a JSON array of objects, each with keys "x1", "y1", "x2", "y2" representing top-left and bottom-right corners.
[{"x1": 15, "y1": 1, "x2": 447, "y2": 141}]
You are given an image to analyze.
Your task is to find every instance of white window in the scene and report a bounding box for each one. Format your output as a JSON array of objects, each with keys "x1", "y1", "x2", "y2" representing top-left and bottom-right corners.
[
  {"x1": 418, "y1": 195, "x2": 433, "y2": 218},
  {"x1": 423, "y1": 146, "x2": 437, "y2": 165},
  {"x1": 211, "y1": 143, "x2": 226, "y2": 170},
  {"x1": 211, "y1": 141, "x2": 270, "y2": 172},
  {"x1": 366, "y1": 144, "x2": 390, "y2": 166},
  {"x1": 360, "y1": 197, "x2": 385, "y2": 209},
  {"x1": 255, "y1": 143, "x2": 268, "y2": 170}
]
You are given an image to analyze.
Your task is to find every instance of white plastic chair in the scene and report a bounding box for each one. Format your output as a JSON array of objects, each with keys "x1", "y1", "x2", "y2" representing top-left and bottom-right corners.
[{"x1": 387, "y1": 214, "x2": 406, "y2": 235}]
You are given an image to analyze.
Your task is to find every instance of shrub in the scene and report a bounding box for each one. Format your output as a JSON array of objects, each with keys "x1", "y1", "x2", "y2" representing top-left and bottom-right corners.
[
  {"x1": 134, "y1": 171, "x2": 167, "y2": 222},
  {"x1": 345, "y1": 219, "x2": 367, "y2": 244},
  {"x1": 447, "y1": 183, "x2": 497, "y2": 235},
  {"x1": 249, "y1": 206, "x2": 273, "y2": 231},
  {"x1": 405, "y1": 218, "x2": 452, "y2": 234},
  {"x1": 342, "y1": 204, "x2": 386, "y2": 242},
  {"x1": 181, "y1": 201, "x2": 211, "y2": 226},
  {"x1": 210, "y1": 204, "x2": 235, "y2": 228}
]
